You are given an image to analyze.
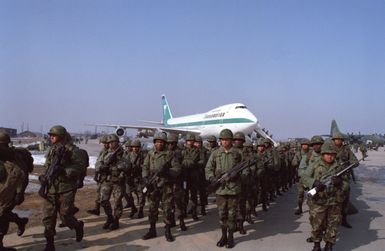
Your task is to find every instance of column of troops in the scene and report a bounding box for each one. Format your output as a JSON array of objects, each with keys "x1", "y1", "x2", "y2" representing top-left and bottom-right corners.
[{"x1": 0, "y1": 126, "x2": 360, "y2": 251}]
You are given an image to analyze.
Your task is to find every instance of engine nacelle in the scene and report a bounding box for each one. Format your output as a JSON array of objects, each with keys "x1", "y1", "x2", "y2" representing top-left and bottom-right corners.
[{"x1": 115, "y1": 127, "x2": 125, "y2": 137}]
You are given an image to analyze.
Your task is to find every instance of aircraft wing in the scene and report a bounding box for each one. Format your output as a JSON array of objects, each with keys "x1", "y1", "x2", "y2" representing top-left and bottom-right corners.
[
  {"x1": 159, "y1": 127, "x2": 201, "y2": 135},
  {"x1": 85, "y1": 123, "x2": 160, "y2": 131}
]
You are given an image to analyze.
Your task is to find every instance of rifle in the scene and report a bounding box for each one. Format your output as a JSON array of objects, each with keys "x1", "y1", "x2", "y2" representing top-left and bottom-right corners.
[
  {"x1": 307, "y1": 157, "x2": 363, "y2": 197},
  {"x1": 38, "y1": 146, "x2": 66, "y2": 198},
  {"x1": 96, "y1": 146, "x2": 122, "y2": 181},
  {"x1": 142, "y1": 155, "x2": 173, "y2": 194},
  {"x1": 207, "y1": 159, "x2": 257, "y2": 192}
]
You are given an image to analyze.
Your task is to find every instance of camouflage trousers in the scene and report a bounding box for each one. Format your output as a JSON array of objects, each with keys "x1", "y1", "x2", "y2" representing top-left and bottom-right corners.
[
  {"x1": 216, "y1": 194, "x2": 239, "y2": 231},
  {"x1": 173, "y1": 183, "x2": 186, "y2": 219},
  {"x1": 125, "y1": 179, "x2": 146, "y2": 208},
  {"x1": 237, "y1": 182, "x2": 253, "y2": 221},
  {"x1": 309, "y1": 203, "x2": 342, "y2": 244},
  {"x1": 147, "y1": 184, "x2": 174, "y2": 225},
  {"x1": 42, "y1": 190, "x2": 81, "y2": 237},
  {"x1": 100, "y1": 182, "x2": 124, "y2": 218},
  {"x1": 95, "y1": 182, "x2": 101, "y2": 204},
  {"x1": 297, "y1": 180, "x2": 305, "y2": 205}
]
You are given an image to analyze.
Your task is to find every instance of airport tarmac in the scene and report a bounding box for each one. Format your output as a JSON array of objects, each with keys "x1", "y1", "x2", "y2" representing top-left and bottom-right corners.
[{"x1": 3, "y1": 143, "x2": 385, "y2": 251}]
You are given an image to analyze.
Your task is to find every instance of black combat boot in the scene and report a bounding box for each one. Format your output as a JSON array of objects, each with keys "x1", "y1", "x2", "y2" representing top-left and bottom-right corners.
[
  {"x1": 324, "y1": 242, "x2": 333, "y2": 251},
  {"x1": 0, "y1": 235, "x2": 16, "y2": 251},
  {"x1": 262, "y1": 203, "x2": 268, "y2": 212},
  {"x1": 109, "y1": 217, "x2": 119, "y2": 231},
  {"x1": 306, "y1": 236, "x2": 314, "y2": 243},
  {"x1": 237, "y1": 221, "x2": 246, "y2": 235},
  {"x1": 341, "y1": 214, "x2": 352, "y2": 228},
  {"x1": 311, "y1": 242, "x2": 321, "y2": 251},
  {"x1": 87, "y1": 203, "x2": 100, "y2": 216},
  {"x1": 216, "y1": 227, "x2": 227, "y2": 247},
  {"x1": 43, "y1": 235, "x2": 55, "y2": 251},
  {"x1": 102, "y1": 215, "x2": 114, "y2": 230},
  {"x1": 200, "y1": 205, "x2": 206, "y2": 216},
  {"x1": 179, "y1": 218, "x2": 187, "y2": 231},
  {"x1": 75, "y1": 221, "x2": 84, "y2": 242},
  {"x1": 226, "y1": 230, "x2": 235, "y2": 249},
  {"x1": 137, "y1": 207, "x2": 144, "y2": 219},
  {"x1": 129, "y1": 205, "x2": 138, "y2": 218},
  {"x1": 16, "y1": 217, "x2": 28, "y2": 236},
  {"x1": 192, "y1": 212, "x2": 199, "y2": 221},
  {"x1": 142, "y1": 222, "x2": 157, "y2": 240},
  {"x1": 294, "y1": 203, "x2": 303, "y2": 215},
  {"x1": 164, "y1": 224, "x2": 175, "y2": 242}
]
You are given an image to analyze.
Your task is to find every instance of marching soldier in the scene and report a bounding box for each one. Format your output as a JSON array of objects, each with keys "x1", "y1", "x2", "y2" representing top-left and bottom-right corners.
[
  {"x1": 206, "y1": 135, "x2": 219, "y2": 154},
  {"x1": 292, "y1": 139, "x2": 311, "y2": 215},
  {"x1": 332, "y1": 132, "x2": 358, "y2": 229},
  {"x1": 142, "y1": 132, "x2": 181, "y2": 242},
  {"x1": 87, "y1": 135, "x2": 109, "y2": 216},
  {"x1": 40, "y1": 125, "x2": 84, "y2": 251},
  {"x1": 302, "y1": 140, "x2": 350, "y2": 251},
  {"x1": 96, "y1": 134, "x2": 129, "y2": 231},
  {"x1": 194, "y1": 136, "x2": 209, "y2": 216},
  {"x1": 206, "y1": 129, "x2": 242, "y2": 248},
  {"x1": 256, "y1": 139, "x2": 270, "y2": 212}
]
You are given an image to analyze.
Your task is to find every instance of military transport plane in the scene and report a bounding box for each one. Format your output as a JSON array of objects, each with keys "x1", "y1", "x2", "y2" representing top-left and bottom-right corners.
[{"x1": 90, "y1": 95, "x2": 277, "y2": 145}]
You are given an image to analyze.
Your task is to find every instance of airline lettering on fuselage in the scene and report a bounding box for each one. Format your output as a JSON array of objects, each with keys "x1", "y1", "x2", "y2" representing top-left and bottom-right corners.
[{"x1": 204, "y1": 112, "x2": 225, "y2": 119}]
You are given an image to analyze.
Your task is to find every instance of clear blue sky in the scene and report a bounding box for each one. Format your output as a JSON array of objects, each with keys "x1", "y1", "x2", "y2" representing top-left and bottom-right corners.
[{"x1": 1, "y1": 0, "x2": 384, "y2": 139}]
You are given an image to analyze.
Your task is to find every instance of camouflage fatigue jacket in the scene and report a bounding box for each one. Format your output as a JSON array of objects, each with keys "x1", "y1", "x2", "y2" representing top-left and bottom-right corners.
[
  {"x1": 98, "y1": 147, "x2": 129, "y2": 184},
  {"x1": 302, "y1": 160, "x2": 349, "y2": 206},
  {"x1": 205, "y1": 146, "x2": 242, "y2": 195},
  {"x1": 44, "y1": 142, "x2": 84, "y2": 194},
  {"x1": 298, "y1": 150, "x2": 321, "y2": 179},
  {"x1": 142, "y1": 149, "x2": 181, "y2": 187}
]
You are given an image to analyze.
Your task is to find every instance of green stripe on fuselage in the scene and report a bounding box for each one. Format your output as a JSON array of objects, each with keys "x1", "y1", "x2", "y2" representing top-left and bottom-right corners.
[{"x1": 165, "y1": 118, "x2": 254, "y2": 128}]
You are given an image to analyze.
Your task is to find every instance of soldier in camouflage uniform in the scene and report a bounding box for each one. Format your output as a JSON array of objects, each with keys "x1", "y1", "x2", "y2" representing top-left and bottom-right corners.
[
  {"x1": 167, "y1": 133, "x2": 187, "y2": 231},
  {"x1": 0, "y1": 132, "x2": 32, "y2": 237},
  {"x1": 332, "y1": 132, "x2": 359, "y2": 229},
  {"x1": 264, "y1": 139, "x2": 280, "y2": 201},
  {"x1": 96, "y1": 134, "x2": 129, "y2": 231},
  {"x1": 291, "y1": 139, "x2": 311, "y2": 215},
  {"x1": 206, "y1": 135, "x2": 219, "y2": 154},
  {"x1": 194, "y1": 136, "x2": 210, "y2": 216},
  {"x1": 126, "y1": 139, "x2": 146, "y2": 218},
  {"x1": 256, "y1": 139, "x2": 269, "y2": 212},
  {"x1": 40, "y1": 125, "x2": 84, "y2": 251},
  {"x1": 302, "y1": 140, "x2": 350, "y2": 251},
  {"x1": 182, "y1": 133, "x2": 200, "y2": 221},
  {"x1": 87, "y1": 135, "x2": 109, "y2": 216},
  {"x1": 206, "y1": 129, "x2": 242, "y2": 248},
  {"x1": 142, "y1": 132, "x2": 181, "y2": 242},
  {"x1": 233, "y1": 132, "x2": 251, "y2": 235},
  {"x1": 359, "y1": 144, "x2": 368, "y2": 160},
  {"x1": 277, "y1": 145, "x2": 289, "y2": 193},
  {"x1": 0, "y1": 132, "x2": 28, "y2": 251}
]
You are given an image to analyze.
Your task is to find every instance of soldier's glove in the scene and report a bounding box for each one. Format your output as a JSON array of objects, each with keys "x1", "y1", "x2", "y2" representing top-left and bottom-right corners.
[
  {"x1": 331, "y1": 176, "x2": 343, "y2": 187},
  {"x1": 209, "y1": 176, "x2": 218, "y2": 184},
  {"x1": 313, "y1": 180, "x2": 326, "y2": 192},
  {"x1": 14, "y1": 193, "x2": 25, "y2": 205}
]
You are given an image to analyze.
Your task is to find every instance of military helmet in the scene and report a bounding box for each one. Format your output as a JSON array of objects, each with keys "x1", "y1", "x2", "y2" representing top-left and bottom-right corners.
[
  {"x1": 153, "y1": 132, "x2": 167, "y2": 142},
  {"x1": 207, "y1": 135, "x2": 217, "y2": 142},
  {"x1": 256, "y1": 139, "x2": 266, "y2": 146},
  {"x1": 300, "y1": 139, "x2": 311, "y2": 145},
  {"x1": 130, "y1": 139, "x2": 141, "y2": 147},
  {"x1": 310, "y1": 135, "x2": 324, "y2": 145},
  {"x1": 263, "y1": 138, "x2": 272, "y2": 145},
  {"x1": 185, "y1": 133, "x2": 195, "y2": 141},
  {"x1": 195, "y1": 136, "x2": 203, "y2": 142},
  {"x1": 0, "y1": 132, "x2": 11, "y2": 144},
  {"x1": 332, "y1": 132, "x2": 344, "y2": 140},
  {"x1": 124, "y1": 140, "x2": 132, "y2": 147},
  {"x1": 99, "y1": 135, "x2": 109, "y2": 144},
  {"x1": 233, "y1": 132, "x2": 246, "y2": 141},
  {"x1": 107, "y1": 134, "x2": 119, "y2": 143},
  {"x1": 48, "y1": 125, "x2": 67, "y2": 136},
  {"x1": 167, "y1": 133, "x2": 178, "y2": 143},
  {"x1": 321, "y1": 140, "x2": 337, "y2": 154},
  {"x1": 243, "y1": 141, "x2": 253, "y2": 148},
  {"x1": 219, "y1": 129, "x2": 233, "y2": 139}
]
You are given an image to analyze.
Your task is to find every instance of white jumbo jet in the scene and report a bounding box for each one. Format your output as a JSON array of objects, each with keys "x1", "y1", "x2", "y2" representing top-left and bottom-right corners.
[{"x1": 91, "y1": 95, "x2": 276, "y2": 145}]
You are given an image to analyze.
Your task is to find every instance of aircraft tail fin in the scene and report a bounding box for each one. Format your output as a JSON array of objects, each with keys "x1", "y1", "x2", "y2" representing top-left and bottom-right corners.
[
  {"x1": 161, "y1": 95, "x2": 173, "y2": 126},
  {"x1": 330, "y1": 119, "x2": 341, "y2": 136}
]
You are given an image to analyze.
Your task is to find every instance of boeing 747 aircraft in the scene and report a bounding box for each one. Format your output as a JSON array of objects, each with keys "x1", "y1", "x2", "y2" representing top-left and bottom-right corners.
[{"x1": 91, "y1": 95, "x2": 276, "y2": 145}]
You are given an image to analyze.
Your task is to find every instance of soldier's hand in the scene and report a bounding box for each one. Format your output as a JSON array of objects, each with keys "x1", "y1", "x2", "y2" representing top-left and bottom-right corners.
[
  {"x1": 313, "y1": 180, "x2": 326, "y2": 192},
  {"x1": 331, "y1": 176, "x2": 343, "y2": 187},
  {"x1": 14, "y1": 193, "x2": 25, "y2": 205}
]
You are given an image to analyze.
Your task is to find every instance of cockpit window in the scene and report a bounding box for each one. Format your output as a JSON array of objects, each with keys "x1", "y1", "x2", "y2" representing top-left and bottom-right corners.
[{"x1": 235, "y1": 106, "x2": 247, "y2": 109}]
